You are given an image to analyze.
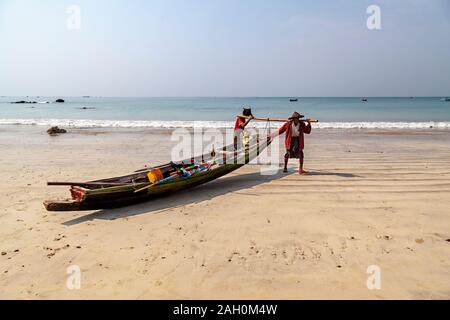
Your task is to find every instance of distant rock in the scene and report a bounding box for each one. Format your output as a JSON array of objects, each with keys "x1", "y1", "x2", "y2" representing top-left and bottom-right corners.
[
  {"x1": 47, "y1": 126, "x2": 67, "y2": 135},
  {"x1": 11, "y1": 101, "x2": 37, "y2": 104},
  {"x1": 55, "y1": 99, "x2": 65, "y2": 103}
]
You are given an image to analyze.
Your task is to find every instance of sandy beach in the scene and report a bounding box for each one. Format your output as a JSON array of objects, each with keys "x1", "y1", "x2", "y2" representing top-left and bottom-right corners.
[{"x1": 0, "y1": 125, "x2": 449, "y2": 299}]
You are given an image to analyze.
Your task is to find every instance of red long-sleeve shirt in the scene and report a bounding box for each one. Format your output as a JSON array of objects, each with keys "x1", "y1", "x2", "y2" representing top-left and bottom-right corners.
[
  {"x1": 273, "y1": 121, "x2": 311, "y2": 150},
  {"x1": 234, "y1": 117, "x2": 246, "y2": 131}
]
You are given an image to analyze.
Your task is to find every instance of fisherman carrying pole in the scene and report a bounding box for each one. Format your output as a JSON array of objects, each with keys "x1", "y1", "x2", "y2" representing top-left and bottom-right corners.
[
  {"x1": 236, "y1": 110, "x2": 316, "y2": 173},
  {"x1": 271, "y1": 112, "x2": 312, "y2": 175},
  {"x1": 234, "y1": 107, "x2": 254, "y2": 149}
]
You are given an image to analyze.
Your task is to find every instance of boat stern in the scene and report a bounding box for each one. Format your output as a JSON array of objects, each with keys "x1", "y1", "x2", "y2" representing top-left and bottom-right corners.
[{"x1": 44, "y1": 186, "x2": 88, "y2": 211}]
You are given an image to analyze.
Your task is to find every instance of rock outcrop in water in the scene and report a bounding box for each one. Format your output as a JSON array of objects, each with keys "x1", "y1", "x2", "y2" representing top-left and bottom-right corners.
[
  {"x1": 47, "y1": 127, "x2": 67, "y2": 135},
  {"x1": 11, "y1": 101, "x2": 37, "y2": 104},
  {"x1": 55, "y1": 99, "x2": 65, "y2": 103}
]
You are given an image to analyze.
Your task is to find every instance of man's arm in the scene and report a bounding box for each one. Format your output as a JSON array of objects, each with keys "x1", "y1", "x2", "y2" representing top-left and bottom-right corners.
[
  {"x1": 271, "y1": 122, "x2": 288, "y2": 138},
  {"x1": 303, "y1": 121, "x2": 312, "y2": 134},
  {"x1": 240, "y1": 116, "x2": 253, "y2": 129}
]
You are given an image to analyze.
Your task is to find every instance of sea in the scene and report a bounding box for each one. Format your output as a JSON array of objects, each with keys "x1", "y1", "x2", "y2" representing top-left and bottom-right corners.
[{"x1": 1, "y1": 96, "x2": 450, "y2": 129}]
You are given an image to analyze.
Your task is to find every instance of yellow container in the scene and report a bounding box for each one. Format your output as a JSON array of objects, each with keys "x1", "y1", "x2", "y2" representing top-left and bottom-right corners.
[{"x1": 148, "y1": 169, "x2": 164, "y2": 184}]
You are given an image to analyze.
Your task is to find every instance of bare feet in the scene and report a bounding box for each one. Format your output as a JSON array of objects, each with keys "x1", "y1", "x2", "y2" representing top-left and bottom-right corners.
[
  {"x1": 283, "y1": 168, "x2": 288, "y2": 173},
  {"x1": 299, "y1": 169, "x2": 308, "y2": 175}
]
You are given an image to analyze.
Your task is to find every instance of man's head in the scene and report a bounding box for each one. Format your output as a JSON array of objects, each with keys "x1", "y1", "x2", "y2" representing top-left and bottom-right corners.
[
  {"x1": 243, "y1": 107, "x2": 253, "y2": 117},
  {"x1": 289, "y1": 111, "x2": 304, "y2": 125}
]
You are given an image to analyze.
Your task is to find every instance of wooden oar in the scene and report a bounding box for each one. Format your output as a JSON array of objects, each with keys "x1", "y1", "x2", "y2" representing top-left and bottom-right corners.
[
  {"x1": 49, "y1": 181, "x2": 153, "y2": 192},
  {"x1": 134, "y1": 183, "x2": 154, "y2": 193},
  {"x1": 238, "y1": 115, "x2": 318, "y2": 123},
  {"x1": 134, "y1": 171, "x2": 180, "y2": 193},
  {"x1": 134, "y1": 162, "x2": 175, "y2": 173}
]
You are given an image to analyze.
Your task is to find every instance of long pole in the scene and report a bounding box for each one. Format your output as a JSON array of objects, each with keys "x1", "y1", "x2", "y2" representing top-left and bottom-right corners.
[
  {"x1": 238, "y1": 115, "x2": 319, "y2": 123},
  {"x1": 47, "y1": 182, "x2": 137, "y2": 187}
]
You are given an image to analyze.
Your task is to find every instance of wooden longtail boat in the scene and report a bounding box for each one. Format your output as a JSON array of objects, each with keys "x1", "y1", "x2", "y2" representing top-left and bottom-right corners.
[{"x1": 44, "y1": 135, "x2": 272, "y2": 211}]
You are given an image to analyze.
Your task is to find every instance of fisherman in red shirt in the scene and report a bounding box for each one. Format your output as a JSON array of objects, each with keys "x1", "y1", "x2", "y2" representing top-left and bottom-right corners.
[
  {"x1": 234, "y1": 107, "x2": 254, "y2": 148},
  {"x1": 234, "y1": 107, "x2": 254, "y2": 132},
  {"x1": 272, "y1": 111, "x2": 312, "y2": 174}
]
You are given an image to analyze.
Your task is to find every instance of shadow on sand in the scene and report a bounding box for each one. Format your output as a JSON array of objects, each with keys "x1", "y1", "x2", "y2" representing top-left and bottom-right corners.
[
  {"x1": 306, "y1": 170, "x2": 361, "y2": 178},
  {"x1": 63, "y1": 169, "x2": 359, "y2": 225}
]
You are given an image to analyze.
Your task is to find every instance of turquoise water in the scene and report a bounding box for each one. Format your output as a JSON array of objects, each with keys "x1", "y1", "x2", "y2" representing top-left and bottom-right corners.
[{"x1": 1, "y1": 96, "x2": 450, "y2": 128}]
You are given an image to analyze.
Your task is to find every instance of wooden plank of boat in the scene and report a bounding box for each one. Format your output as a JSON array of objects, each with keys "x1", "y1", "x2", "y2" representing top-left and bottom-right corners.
[{"x1": 47, "y1": 181, "x2": 142, "y2": 187}]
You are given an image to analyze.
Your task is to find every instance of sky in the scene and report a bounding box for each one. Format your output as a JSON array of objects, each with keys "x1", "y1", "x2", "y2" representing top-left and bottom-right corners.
[{"x1": 0, "y1": 0, "x2": 449, "y2": 97}]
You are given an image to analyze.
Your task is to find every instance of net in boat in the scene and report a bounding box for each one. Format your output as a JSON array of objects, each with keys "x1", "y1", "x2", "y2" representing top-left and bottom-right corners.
[{"x1": 144, "y1": 123, "x2": 274, "y2": 187}]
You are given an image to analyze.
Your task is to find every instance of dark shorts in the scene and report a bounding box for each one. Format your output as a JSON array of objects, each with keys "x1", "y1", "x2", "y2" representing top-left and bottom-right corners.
[{"x1": 285, "y1": 137, "x2": 304, "y2": 159}]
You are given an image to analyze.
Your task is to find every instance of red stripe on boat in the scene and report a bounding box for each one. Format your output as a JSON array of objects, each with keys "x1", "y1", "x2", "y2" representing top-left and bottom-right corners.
[{"x1": 70, "y1": 187, "x2": 86, "y2": 202}]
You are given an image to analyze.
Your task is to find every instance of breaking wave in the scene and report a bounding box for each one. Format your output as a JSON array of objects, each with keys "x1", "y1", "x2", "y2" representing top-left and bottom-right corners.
[{"x1": 1, "y1": 118, "x2": 450, "y2": 129}]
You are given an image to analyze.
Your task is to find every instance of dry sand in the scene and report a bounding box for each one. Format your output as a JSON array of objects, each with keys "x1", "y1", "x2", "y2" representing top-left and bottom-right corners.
[{"x1": 0, "y1": 126, "x2": 449, "y2": 299}]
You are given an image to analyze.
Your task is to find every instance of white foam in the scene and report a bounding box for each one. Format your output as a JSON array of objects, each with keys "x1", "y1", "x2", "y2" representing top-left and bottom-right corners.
[
  {"x1": 314, "y1": 122, "x2": 450, "y2": 129},
  {"x1": 0, "y1": 118, "x2": 449, "y2": 129}
]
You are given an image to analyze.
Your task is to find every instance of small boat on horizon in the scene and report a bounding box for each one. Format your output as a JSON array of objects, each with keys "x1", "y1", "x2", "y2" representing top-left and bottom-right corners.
[
  {"x1": 362, "y1": 98, "x2": 368, "y2": 102},
  {"x1": 289, "y1": 98, "x2": 298, "y2": 102}
]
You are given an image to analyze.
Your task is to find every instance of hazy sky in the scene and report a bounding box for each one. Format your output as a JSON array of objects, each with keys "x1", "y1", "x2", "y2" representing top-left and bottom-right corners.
[{"x1": 0, "y1": 0, "x2": 449, "y2": 97}]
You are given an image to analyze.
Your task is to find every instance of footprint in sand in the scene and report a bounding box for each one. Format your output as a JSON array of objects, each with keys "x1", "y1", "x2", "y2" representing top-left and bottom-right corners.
[
  {"x1": 376, "y1": 235, "x2": 392, "y2": 240},
  {"x1": 120, "y1": 246, "x2": 135, "y2": 250},
  {"x1": 44, "y1": 244, "x2": 70, "y2": 258},
  {"x1": 53, "y1": 234, "x2": 66, "y2": 241}
]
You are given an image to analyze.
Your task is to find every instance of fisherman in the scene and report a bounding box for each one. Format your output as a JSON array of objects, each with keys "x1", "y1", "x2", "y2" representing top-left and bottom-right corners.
[
  {"x1": 234, "y1": 107, "x2": 254, "y2": 148},
  {"x1": 234, "y1": 107, "x2": 254, "y2": 132},
  {"x1": 272, "y1": 111, "x2": 312, "y2": 174}
]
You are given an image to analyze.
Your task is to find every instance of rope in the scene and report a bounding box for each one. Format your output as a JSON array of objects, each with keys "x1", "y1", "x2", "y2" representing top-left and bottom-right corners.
[{"x1": 264, "y1": 118, "x2": 271, "y2": 135}]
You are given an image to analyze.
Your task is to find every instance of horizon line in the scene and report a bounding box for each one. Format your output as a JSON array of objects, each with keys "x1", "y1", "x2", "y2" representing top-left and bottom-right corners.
[{"x1": 1, "y1": 95, "x2": 449, "y2": 99}]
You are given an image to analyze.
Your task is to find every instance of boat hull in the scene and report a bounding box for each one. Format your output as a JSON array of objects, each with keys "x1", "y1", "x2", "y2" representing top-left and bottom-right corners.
[
  {"x1": 44, "y1": 164, "x2": 243, "y2": 211},
  {"x1": 44, "y1": 134, "x2": 273, "y2": 212}
]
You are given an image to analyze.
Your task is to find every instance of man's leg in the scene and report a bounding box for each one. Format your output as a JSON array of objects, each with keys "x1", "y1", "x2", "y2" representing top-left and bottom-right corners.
[
  {"x1": 299, "y1": 150, "x2": 307, "y2": 174},
  {"x1": 283, "y1": 152, "x2": 289, "y2": 173}
]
